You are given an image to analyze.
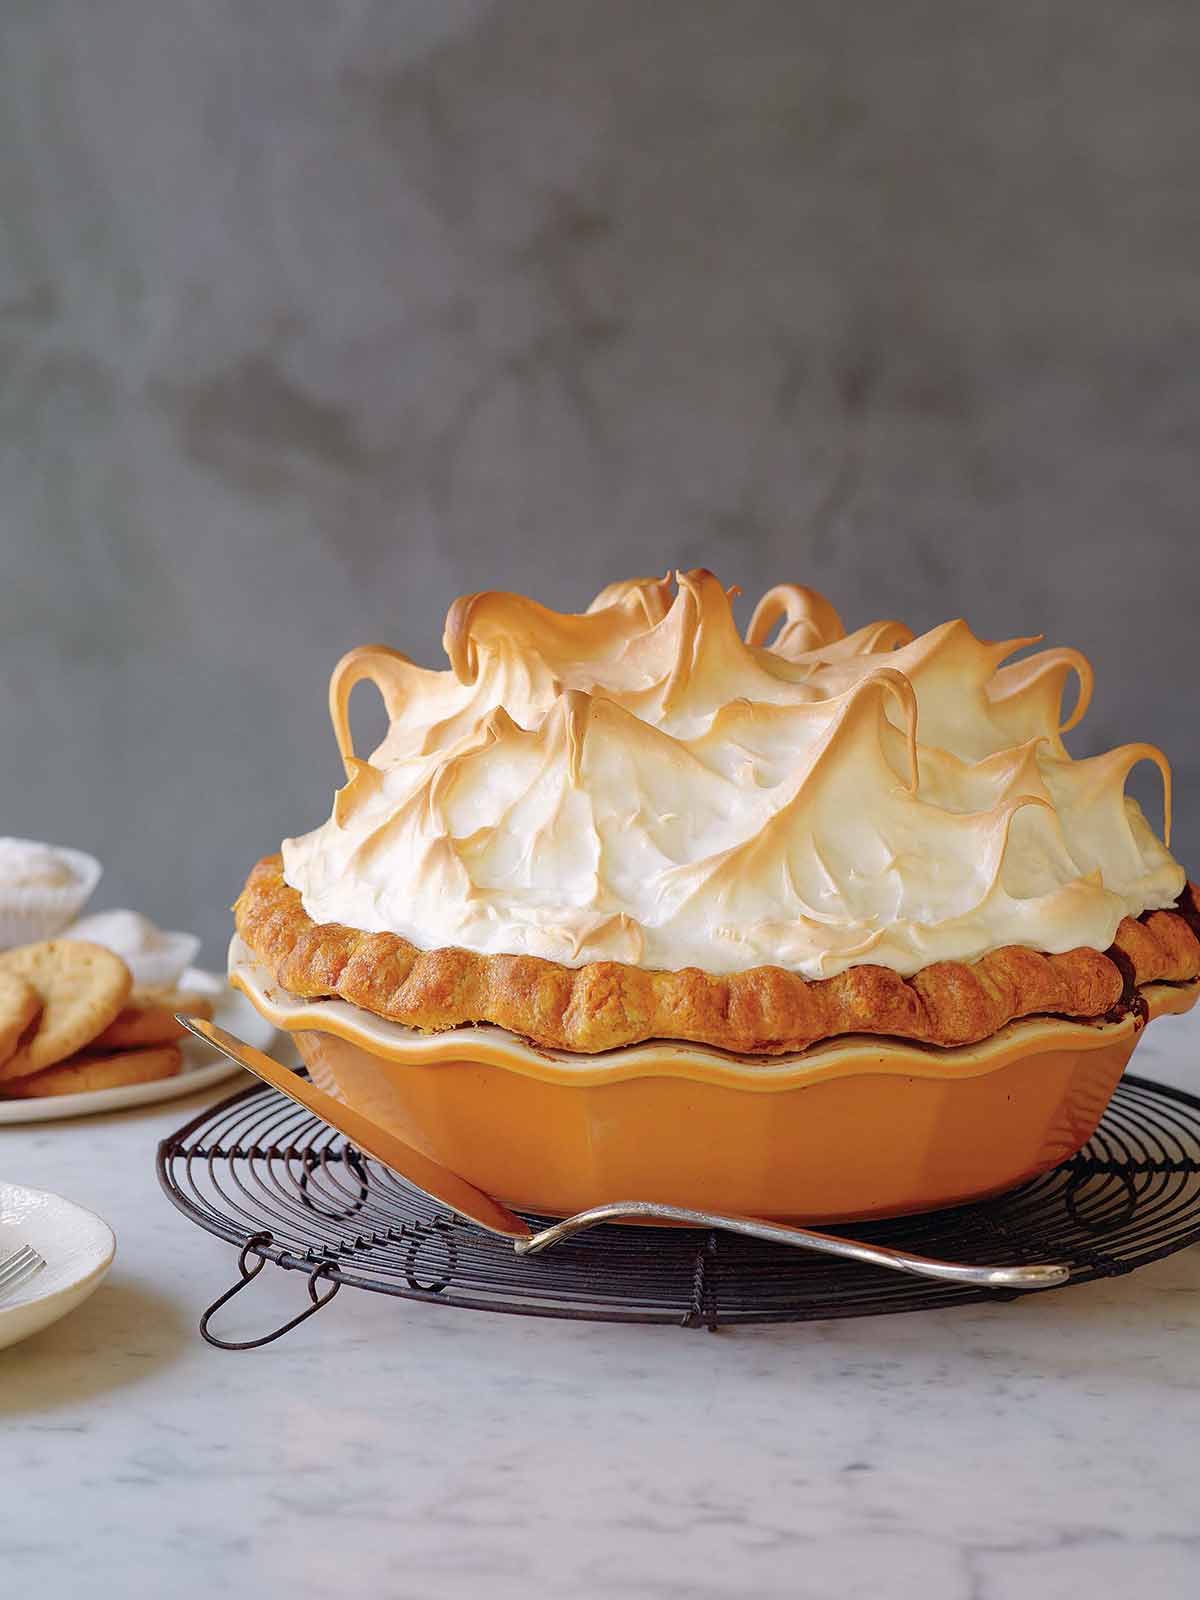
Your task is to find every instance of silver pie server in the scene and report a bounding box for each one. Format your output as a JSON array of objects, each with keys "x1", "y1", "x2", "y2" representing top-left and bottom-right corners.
[{"x1": 178, "y1": 1018, "x2": 1070, "y2": 1291}]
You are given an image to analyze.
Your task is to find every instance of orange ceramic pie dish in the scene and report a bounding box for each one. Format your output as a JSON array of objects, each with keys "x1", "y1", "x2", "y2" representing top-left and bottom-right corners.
[
  {"x1": 230, "y1": 937, "x2": 1198, "y2": 1221},
  {"x1": 231, "y1": 571, "x2": 1200, "y2": 1221}
]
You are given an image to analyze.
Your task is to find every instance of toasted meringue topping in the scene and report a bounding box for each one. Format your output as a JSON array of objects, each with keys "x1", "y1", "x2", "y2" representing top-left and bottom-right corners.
[{"x1": 282, "y1": 571, "x2": 1185, "y2": 978}]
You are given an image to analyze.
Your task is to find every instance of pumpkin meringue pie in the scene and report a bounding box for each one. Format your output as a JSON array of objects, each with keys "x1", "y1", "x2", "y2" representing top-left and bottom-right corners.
[{"x1": 235, "y1": 571, "x2": 1200, "y2": 1056}]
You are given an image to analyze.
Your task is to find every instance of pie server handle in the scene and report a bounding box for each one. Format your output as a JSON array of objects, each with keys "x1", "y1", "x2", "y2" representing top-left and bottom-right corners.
[{"x1": 517, "y1": 1202, "x2": 1071, "y2": 1289}]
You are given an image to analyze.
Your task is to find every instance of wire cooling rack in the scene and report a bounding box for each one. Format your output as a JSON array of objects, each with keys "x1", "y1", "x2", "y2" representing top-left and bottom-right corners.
[{"x1": 156, "y1": 1073, "x2": 1200, "y2": 1347}]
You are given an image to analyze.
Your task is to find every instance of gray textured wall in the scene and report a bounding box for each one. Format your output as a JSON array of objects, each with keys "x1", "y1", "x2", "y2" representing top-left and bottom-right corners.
[{"x1": 3, "y1": 1, "x2": 1198, "y2": 960}]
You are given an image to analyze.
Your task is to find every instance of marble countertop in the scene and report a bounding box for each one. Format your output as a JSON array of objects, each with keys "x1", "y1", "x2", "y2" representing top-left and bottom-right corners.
[{"x1": 3, "y1": 1012, "x2": 1200, "y2": 1600}]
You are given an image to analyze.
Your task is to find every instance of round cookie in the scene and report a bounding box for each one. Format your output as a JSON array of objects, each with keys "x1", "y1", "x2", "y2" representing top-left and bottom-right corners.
[
  {"x1": 93, "y1": 1002, "x2": 187, "y2": 1051},
  {"x1": 0, "y1": 1043, "x2": 182, "y2": 1099},
  {"x1": 133, "y1": 986, "x2": 215, "y2": 1022},
  {"x1": 0, "y1": 970, "x2": 41, "y2": 1066},
  {"x1": 0, "y1": 940, "x2": 131, "y2": 1081},
  {"x1": 93, "y1": 987, "x2": 216, "y2": 1050}
]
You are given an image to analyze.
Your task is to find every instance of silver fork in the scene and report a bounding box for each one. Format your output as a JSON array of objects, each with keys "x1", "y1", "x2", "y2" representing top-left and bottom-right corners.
[{"x1": 0, "y1": 1243, "x2": 46, "y2": 1304}]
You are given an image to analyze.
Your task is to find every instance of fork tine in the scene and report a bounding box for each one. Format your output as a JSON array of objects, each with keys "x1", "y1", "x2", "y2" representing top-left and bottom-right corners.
[
  {"x1": 0, "y1": 1248, "x2": 46, "y2": 1303},
  {"x1": 0, "y1": 1261, "x2": 45, "y2": 1302},
  {"x1": 0, "y1": 1243, "x2": 39, "y2": 1269},
  {"x1": 0, "y1": 1244, "x2": 46, "y2": 1296}
]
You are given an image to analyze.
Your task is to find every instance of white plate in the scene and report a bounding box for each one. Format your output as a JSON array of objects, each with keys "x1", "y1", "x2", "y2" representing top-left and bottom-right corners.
[
  {"x1": 0, "y1": 1180, "x2": 115, "y2": 1351},
  {"x1": 0, "y1": 968, "x2": 277, "y2": 1124}
]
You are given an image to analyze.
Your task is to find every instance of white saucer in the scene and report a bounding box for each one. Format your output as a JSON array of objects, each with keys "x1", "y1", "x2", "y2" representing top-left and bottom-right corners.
[
  {"x1": 0, "y1": 968, "x2": 277, "y2": 1124},
  {"x1": 0, "y1": 1180, "x2": 115, "y2": 1351}
]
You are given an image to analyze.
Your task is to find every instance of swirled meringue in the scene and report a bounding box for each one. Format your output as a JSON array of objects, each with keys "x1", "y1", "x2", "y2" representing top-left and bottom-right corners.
[{"x1": 282, "y1": 571, "x2": 1185, "y2": 978}]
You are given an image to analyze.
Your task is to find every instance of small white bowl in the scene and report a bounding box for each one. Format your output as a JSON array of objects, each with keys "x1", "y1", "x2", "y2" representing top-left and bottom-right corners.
[
  {"x1": 64, "y1": 909, "x2": 201, "y2": 991},
  {"x1": 0, "y1": 839, "x2": 103, "y2": 949}
]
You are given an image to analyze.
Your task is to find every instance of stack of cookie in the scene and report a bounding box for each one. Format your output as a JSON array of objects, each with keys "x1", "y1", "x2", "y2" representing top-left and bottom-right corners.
[{"x1": 0, "y1": 939, "x2": 211, "y2": 1098}]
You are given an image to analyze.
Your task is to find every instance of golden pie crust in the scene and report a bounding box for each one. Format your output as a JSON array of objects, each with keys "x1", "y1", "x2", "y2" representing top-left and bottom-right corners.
[{"x1": 235, "y1": 856, "x2": 1200, "y2": 1056}]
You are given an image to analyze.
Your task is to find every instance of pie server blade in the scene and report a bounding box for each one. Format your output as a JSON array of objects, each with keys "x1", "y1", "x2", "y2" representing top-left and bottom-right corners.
[
  {"x1": 178, "y1": 1018, "x2": 1070, "y2": 1289},
  {"x1": 177, "y1": 1016, "x2": 531, "y2": 1241}
]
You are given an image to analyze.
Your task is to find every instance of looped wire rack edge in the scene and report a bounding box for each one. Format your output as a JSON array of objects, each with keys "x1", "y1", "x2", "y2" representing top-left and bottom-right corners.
[{"x1": 156, "y1": 1074, "x2": 1200, "y2": 1345}]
